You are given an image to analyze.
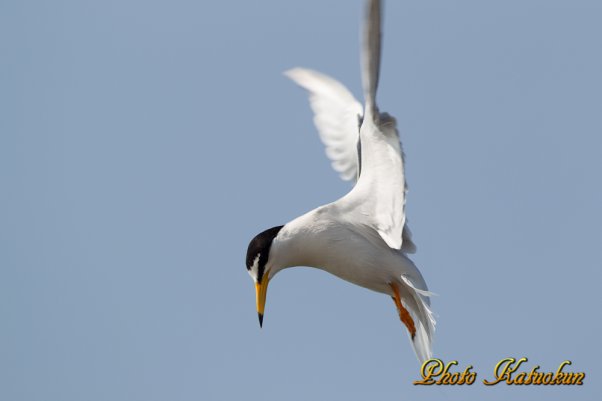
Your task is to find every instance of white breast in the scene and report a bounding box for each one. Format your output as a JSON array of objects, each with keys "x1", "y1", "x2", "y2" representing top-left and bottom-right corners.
[{"x1": 268, "y1": 206, "x2": 426, "y2": 296}]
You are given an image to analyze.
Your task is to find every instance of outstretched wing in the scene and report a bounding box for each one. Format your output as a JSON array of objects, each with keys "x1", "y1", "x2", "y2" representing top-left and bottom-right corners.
[
  {"x1": 342, "y1": 0, "x2": 409, "y2": 251},
  {"x1": 284, "y1": 68, "x2": 363, "y2": 181},
  {"x1": 285, "y1": 0, "x2": 415, "y2": 253}
]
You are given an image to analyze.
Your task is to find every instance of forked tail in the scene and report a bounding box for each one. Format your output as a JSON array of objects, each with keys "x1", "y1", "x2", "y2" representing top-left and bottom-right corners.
[{"x1": 391, "y1": 276, "x2": 436, "y2": 362}]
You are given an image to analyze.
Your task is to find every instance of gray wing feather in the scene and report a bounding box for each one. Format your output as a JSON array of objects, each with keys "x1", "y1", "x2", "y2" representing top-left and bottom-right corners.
[{"x1": 361, "y1": 0, "x2": 382, "y2": 118}]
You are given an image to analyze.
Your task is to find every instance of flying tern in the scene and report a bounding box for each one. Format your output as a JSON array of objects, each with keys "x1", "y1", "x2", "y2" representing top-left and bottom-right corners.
[{"x1": 246, "y1": 0, "x2": 435, "y2": 362}]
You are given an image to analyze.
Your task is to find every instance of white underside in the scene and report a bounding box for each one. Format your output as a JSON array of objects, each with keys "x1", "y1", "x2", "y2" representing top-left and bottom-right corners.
[
  {"x1": 267, "y1": 207, "x2": 435, "y2": 361},
  {"x1": 269, "y1": 207, "x2": 426, "y2": 296}
]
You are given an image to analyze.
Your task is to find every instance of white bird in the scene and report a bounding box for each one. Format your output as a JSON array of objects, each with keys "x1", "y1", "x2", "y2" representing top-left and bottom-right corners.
[{"x1": 246, "y1": 0, "x2": 435, "y2": 362}]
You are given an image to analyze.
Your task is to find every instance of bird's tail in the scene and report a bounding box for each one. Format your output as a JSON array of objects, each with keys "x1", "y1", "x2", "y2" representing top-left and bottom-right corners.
[
  {"x1": 398, "y1": 275, "x2": 436, "y2": 363},
  {"x1": 361, "y1": 0, "x2": 382, "y2": 120}
]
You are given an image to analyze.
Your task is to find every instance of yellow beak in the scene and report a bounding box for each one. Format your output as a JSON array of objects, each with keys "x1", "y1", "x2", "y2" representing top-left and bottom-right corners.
[{"x1": 255, "y1": 274, "x2": 269, "y2": 328}]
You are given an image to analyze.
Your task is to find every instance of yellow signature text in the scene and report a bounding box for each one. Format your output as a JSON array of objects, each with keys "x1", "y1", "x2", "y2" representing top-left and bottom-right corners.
[
  {"x1": 483, "y1": 357, "x2": 585, "y2": 386},
  {"x1": 414, "y1": 358, "x2": 477, "y2": 385}
]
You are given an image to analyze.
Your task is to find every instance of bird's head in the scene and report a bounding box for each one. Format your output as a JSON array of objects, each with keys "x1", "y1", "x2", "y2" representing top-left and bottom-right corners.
[{"x1": 246, "y1": 225, "x2": 284, "y2": 328}]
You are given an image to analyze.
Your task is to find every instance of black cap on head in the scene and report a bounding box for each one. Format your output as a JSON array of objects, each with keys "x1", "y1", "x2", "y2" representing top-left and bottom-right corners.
[{"x1": 246, "y1": 225, "x2": 284, "y2": 282}]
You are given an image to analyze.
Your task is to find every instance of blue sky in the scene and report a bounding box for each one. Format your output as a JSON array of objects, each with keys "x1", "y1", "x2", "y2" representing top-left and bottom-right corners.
[{"x1": 2, "y1": 1, "x2": 601, "y2": 400}]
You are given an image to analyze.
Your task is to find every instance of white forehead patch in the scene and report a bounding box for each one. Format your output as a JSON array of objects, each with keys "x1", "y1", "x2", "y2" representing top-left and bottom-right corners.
[{"x1": 248, "y1": 253, "x2": 261, "y2": 280}]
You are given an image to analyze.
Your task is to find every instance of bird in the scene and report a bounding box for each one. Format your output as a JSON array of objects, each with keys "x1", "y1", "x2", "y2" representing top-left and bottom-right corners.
[{"x1": 245, "y1": 0, "x2": 435, "y2": 362}]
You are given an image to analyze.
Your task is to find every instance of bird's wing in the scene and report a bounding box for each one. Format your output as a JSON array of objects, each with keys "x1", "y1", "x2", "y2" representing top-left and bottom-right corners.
[
  {"x1": 345, "y1": 114, "x2": 407, "y2": 250},
  {"x1": 284, "y1": 68, "x2": 363, "y2": 181},
  {"x1": 286, "y1": 0, "x2": 415, "y2": 252},
  {"x1": 340, "y1": 0, "x2": 408, "y2": 251},
  {"x1": 287, "y1": 67, "x2": 417, "y2": 253}
]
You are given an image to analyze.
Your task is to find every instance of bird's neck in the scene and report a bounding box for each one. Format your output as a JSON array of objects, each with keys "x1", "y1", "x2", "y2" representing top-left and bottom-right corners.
[{"x1": 268, "y1": 210, "x2": 325, "y2": 274}]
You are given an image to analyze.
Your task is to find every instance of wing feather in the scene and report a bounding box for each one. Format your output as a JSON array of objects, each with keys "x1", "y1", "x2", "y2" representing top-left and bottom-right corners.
[
  {"x1": 286, "y1": 46, "x2": 416, "y2": 252},
  {"x1": 343, "y1": 0, "x2": 409, "y2": 251},
  {"x1": 285, "y1": 68, "x2": 363, "y2": 181}
]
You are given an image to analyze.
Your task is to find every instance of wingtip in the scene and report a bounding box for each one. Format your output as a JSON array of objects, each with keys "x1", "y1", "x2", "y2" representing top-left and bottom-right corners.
[
  {"x1": 282, "y1": 67, "x2": 299, "y2": 78},
  {"x1": 283, "y1": 67, "x2": 315, "y2": 88},
  {"x1": 361, "y1": 0, "x2": 382, "y2": 117},
  {"x1": 283, "y1": 67, "x2": 313, "y2": 81}
]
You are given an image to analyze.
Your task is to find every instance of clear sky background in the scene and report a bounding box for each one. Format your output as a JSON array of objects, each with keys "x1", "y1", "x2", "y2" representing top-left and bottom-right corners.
[{"x1": 2, "y1": 0, "x2": 601, "y2": 400}]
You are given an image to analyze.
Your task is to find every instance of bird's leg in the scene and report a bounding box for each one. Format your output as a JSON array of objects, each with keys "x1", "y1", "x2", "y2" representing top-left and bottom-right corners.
[{"x1": 389, "y1": 283, "x2": 416, "y2": 339}]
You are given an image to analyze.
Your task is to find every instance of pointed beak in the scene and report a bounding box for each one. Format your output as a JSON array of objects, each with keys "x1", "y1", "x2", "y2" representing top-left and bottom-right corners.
[{"x1": 255, "y1": 274, "x2": 269, "y2": 328}]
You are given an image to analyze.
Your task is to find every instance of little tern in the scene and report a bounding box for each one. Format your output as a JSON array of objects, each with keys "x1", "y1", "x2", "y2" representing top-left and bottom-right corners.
[{"x1": 246, "y1": 0, "x2": 435, "y2": 362}]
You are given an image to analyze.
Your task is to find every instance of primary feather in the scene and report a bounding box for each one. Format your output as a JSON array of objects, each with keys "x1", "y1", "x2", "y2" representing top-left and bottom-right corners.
[{"x1": 284, "y1": 68, "x2": 363, "y2": 181}]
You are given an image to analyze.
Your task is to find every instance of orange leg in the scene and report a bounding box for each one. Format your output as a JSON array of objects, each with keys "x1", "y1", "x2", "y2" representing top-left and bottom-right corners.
[{"x1": 389, "y1": 283, "x2": 416, "y2": 339}]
